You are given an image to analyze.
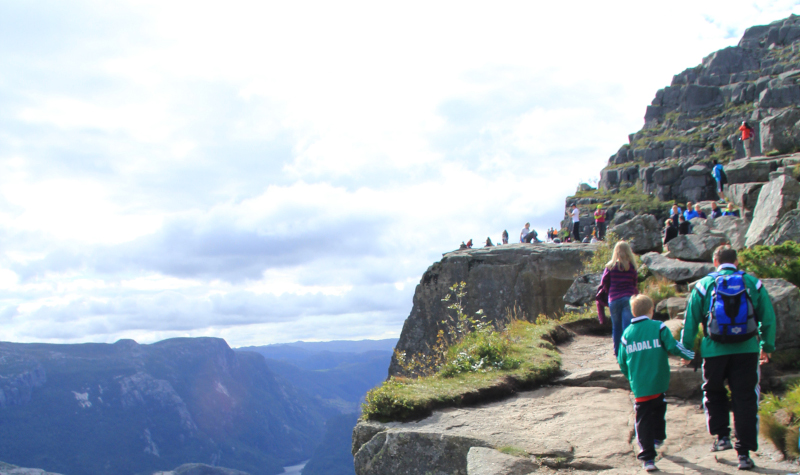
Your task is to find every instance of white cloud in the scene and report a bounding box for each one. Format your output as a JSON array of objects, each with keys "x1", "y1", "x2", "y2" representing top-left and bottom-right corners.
[{"x1": 0, "y1": 0, "x2": 799, "y2": 345}]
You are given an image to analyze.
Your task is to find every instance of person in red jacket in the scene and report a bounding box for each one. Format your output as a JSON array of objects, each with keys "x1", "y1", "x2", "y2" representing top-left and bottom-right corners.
[{"x1": 739, "y1": 122, "x2": 755, "y2": 158}]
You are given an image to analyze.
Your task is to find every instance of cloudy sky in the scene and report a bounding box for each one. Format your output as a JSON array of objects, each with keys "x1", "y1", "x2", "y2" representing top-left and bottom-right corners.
[{"x1": 0, "y1": 1, "x2": 798, "y2": 347}]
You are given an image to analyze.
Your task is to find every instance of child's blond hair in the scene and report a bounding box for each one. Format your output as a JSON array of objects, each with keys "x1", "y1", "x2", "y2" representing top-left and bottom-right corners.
[{"x1": 630, "y1": 295, "x2": 654, "y2": 318}]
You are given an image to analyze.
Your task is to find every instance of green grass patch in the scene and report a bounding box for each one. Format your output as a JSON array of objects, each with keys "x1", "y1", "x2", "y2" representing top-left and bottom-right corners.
[
  {"x1": 738, "y1": 241, "x2": 800, "y2": 287},
  {"x1": 361, "y1": 319, "x2": 566, "y2": 422},
  {"x1": 640, "y1": 276, "x2": 678, "y2": 307},
  {"x1": 760, "y1": 384, "x2": 800, "y2": 459},
  {"x1": 498, "y1": 446, "x2": 529, "y2": 457}
]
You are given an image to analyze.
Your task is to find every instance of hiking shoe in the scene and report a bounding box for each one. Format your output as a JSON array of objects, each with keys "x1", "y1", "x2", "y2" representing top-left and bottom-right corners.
[
  {"x1": 711, "y1": 436, "x2": 733, "y2": 452},
  {"x1": 653, "y1": 439, "x2": 664, "y2": 449},
  {"x1": 737, "y1": 455, "x2": 755, "y2": 470},
  {"x1": 643, "y1": 460, "x2": 657, "y2": 472}
]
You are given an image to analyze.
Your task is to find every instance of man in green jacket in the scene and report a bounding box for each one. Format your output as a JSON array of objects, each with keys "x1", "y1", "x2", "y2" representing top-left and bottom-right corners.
[
  {"x1": 619, "y1": 295, "x2": 695, "y2": 471},
  {"x1": 681, "y1": 246, "x2": 776, "y2": 471}
]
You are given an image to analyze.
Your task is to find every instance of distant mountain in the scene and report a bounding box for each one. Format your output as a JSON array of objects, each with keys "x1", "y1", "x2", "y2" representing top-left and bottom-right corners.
[
  {"x1": 235, "y1": 340, "x2": 395, "y2": 475},
  {"x1": 301, "y1": 413, "x2": 359, "y2": 475},
  {"x1": 238, "y1": 338, "x2": 398, "y2": 361},
  {"x1": 0, "y1": 338, "x2": 335, "y2": 475}
]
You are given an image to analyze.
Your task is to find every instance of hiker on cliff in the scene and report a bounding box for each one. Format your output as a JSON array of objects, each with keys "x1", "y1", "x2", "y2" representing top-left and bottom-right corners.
[
  {"x1": 569, "y1": 205, "x2": 581, "y2": 242},
  {"x1": 618, "y1": 295, "x2": 695, "y2": 472},
  {"x1": 466, "y1": 239, "x2": 473, "y2": 249},
  {"x1": 524, "y1": 228, "x2": 540, "y2": 243},
  {"x1": 683, "y1": 201, "x2": 697, "y2": 220},
  {"x1": 598, "y1": 241, "x2": 638, "y2": 356},
  {"x1": 722, "y1": 203, "x2": 740, "y2": 217},
  {"x1": 712, "y1": 160, "x2": 727, "y2": 202},
  {"x1": 678, "y1": 215, "x2": 691, "y2": 235},
  {"x1": 593, "y1": 205, "x2": 607, "y2": 240},
  {"x1": 485, "y1": 237, "x2": 493, "y2": 247},
  {"x1": 693, "y1": 203, "x2": 707, "y2": 220},
  {"x1": 501, "y1": 230, "x2": 508, "y2": 245},
  {"x1": 681, "y1": 246, "x2": 776, "y2": 471},
  {"x1": 709, "y1": 201, "x2": 723, "y2": 219},
  {"x1": 459, "y1": 242, "x2": 467, "y2": 250},
  {"x1": 663, "y1": 219, "x2": 678, "y2": 247},
  {"x1": 670, "y1": 205, "x2": 682, "y2": 228},
  {"x1": 520, "y1": 223, "x2": 531, "y2": 243},
  {"x1": 739, "y1": 121, "x2": 755, "y2": 158}
]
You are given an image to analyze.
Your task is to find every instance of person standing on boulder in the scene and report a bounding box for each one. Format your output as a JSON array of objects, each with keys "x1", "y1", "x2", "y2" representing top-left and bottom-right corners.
[
  {"x1": 569, "y1": 205, "x2": 581, "y2": 242},
  {"x1": 618, "y1": 295, "x2": 695, "y2": 472},
  {"x1": 502, "y1": 230, "x2": 509, "y2": 245},
  {"x1": 681, "y1": 246, "x2": 776, "y2": 471},
  {"x1": 712, "y1": 160, "x2": 727, "y2": 202},
  {"x1": 739, "y1": 121, "x2": 755, "y2": 158},
  {"x1": 599, "y1": 241, "x2": 639, "y2": 356},
  {"x1": 594, "y1": 205, "x2": 607, "y2": 240}
]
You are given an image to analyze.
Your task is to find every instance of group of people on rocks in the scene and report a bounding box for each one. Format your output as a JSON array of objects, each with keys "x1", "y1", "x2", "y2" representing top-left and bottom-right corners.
[
  {"x1": 663, "y1": 200, "x2": 741, "y2": 247},
  {"x1": 599, "y1": 241, "x2": 775, "y2": 471}
]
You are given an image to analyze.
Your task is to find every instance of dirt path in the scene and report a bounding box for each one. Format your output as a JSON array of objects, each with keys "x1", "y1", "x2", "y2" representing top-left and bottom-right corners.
[{"x1": 553, "y1": 332, "x2": 798, "y2": 474}]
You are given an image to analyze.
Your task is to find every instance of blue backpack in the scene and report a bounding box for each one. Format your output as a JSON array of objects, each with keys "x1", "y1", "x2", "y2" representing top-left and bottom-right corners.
[{"x1": 703, "y1": 271, "x2": 758, "y2": 343}]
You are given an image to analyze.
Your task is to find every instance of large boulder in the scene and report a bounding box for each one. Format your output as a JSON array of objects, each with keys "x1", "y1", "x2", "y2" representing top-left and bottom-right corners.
[
  {"x1": 609, "y1": 214, "x2": 663, "y2": 254},
  {"x1": 725, "y1": 183, "x2": 764, "y2": 215},
  {"x1": 664, "y1": 233, "x2": 728, "y2": 262},
  {"x1": 467, "y1": 447, "x2": 537, "y2": 475},
  {"x1": 745, "y1": 175, "x2": 800, "y2": 247},
  {"x1": 764, "y1": 209, "x2": 800, "y2": 245},
  {"x1": 641, "y1": 253, "x2": 716, "y2": 284},
  {"x1": 563, "y1": 273, "x2": 602, "y2": 307},
  {"x1": 763, "y1": 279, "x2": 800, "y2": 351},
  {"x1": 389, "y1": 244, "x2": 594, "y2": 377},
  {"x1": 707, "y1": 216, "x2": 749, "y2": 250},
  {"x1": 761, "y1": 108, "x2": 800, "y2": 154},
  {"x1": 724, "y1": 159, "x2": 777, "y2": 184},
  {"x1": 354, "y1": 431, "x2": 488, "y2": 475}
]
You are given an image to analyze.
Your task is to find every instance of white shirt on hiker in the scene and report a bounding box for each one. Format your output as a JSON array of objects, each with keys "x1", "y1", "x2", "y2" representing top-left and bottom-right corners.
[{"x1": 571, "y1": 208, "x2": 580, "y2": 222}]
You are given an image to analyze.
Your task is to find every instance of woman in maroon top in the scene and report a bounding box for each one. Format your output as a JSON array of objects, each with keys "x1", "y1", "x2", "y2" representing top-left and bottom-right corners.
[{"x1": 600, "y1": 241, "x2": 639, "y2": 355}]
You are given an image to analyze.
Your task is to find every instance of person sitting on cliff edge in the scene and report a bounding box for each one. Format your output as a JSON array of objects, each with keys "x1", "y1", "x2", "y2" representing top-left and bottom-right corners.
[{"x1": 485, "y1": 237, "x2": 493, "y2": 247}]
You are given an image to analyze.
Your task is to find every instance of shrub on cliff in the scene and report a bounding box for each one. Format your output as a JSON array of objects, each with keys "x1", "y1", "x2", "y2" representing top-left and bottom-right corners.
[
  {"x1": 760, "y1": 384, "x2": 800, "y2": 459},
  {"x1": 738, "y1": 241, "x2": 800, "y2": 287},
  {"x1": 361, "y1": 319, "x2": 564, "y2": 422}
]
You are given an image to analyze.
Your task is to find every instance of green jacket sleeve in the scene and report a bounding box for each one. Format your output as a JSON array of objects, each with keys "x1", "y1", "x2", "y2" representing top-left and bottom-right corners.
[
  {"x1": 681, "y1": 280, "x2": 707, "y2": 351},
  {"x1": 660, "y1": 324, "x2": 695, "y2": 360},
  {"x1": 617, "y1": 341, "x2": 629, "y2": 382},
  {"x1": 752, "y1": 279, "x2": 777, "y2": 354}
]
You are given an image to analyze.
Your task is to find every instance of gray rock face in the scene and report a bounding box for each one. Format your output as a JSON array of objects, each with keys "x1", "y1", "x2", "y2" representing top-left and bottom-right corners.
[
  {"x1": 611, "y1": 210, "x2": 635, "y2": 225},
  {"x1": 764, "y1": 209, "x2": 800, "y2": 245},
  {"x1": 389, "y1": 244, "x2": 594, "y2": 377},
  {"x1": 466, "y1": 447, "x2": 537, "y2": 475},
  {"x1": 707, "y1": 216, "x2": 749, "y2": 250},
  {"x1": 563, "y1": 273, "x2": 601, "y2": 307},
  {"x1": 725, "y1": 182, "x2": 764, "y2": 218},
  {"x1": 0, "y1": 461, "x2": 63, "y2": 475},
  {"x1": 724, "y1": 159, "x2": 777, "y2": 184},
  {"x1": 641, "y1": 253, "x2": 716, "y2": 284},
  {"x1": 609, "y1": 214, "x2": 663, "y2": 254},
  {"x1": 763, "y1": 279, "x2": 800, "y2": 351},
  {"x1": 0, "y1": 364, "x2": 46, "y2": 408},
  {"x1": 761, "y1": 108, "x2": 800, "y2": 154},
  {"x1": 354, "y1": 431, "x2": 487, "y2": 475},
  {"x1": 154, "y1": 464, "x2": 251, "y2": 475},
  {"x1": 665, "y1": 233, "x2": 728, "y2": 262},
  {"x1": 745, "y1": 175, "x2": 800, "y2": 247},
  {"x1": 656, "y1": 296, "x2": 688, "y2": 320}
]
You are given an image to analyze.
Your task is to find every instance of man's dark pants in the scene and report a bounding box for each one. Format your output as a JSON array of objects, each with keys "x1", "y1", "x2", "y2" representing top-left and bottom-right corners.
[
  {"x1": 572, "y1": 221, "x2": 580, "y2": 241},
  {"x1": 702, "y1": 353, "x2": 760, "y2": 455},
  {"x1": 635, "y1": 395, "x2": 667, "y2": 461},
  {"x1": 597, "y1": 221, "x2": 606, "y2": 240}
]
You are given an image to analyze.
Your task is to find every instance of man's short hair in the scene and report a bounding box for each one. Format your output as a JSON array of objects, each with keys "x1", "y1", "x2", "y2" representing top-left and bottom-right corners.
[
  {"x1": 631, "y1": 295, "x2": 654, "y2": 318},
  {"x1": 713, "y1": 245, "x2": 737, "y2": 265}
]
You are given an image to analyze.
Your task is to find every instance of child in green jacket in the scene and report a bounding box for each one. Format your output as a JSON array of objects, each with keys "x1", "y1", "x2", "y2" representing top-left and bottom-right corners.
[{"x1": 618, "y1": 295, "x2": 695, "y2": 472}]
